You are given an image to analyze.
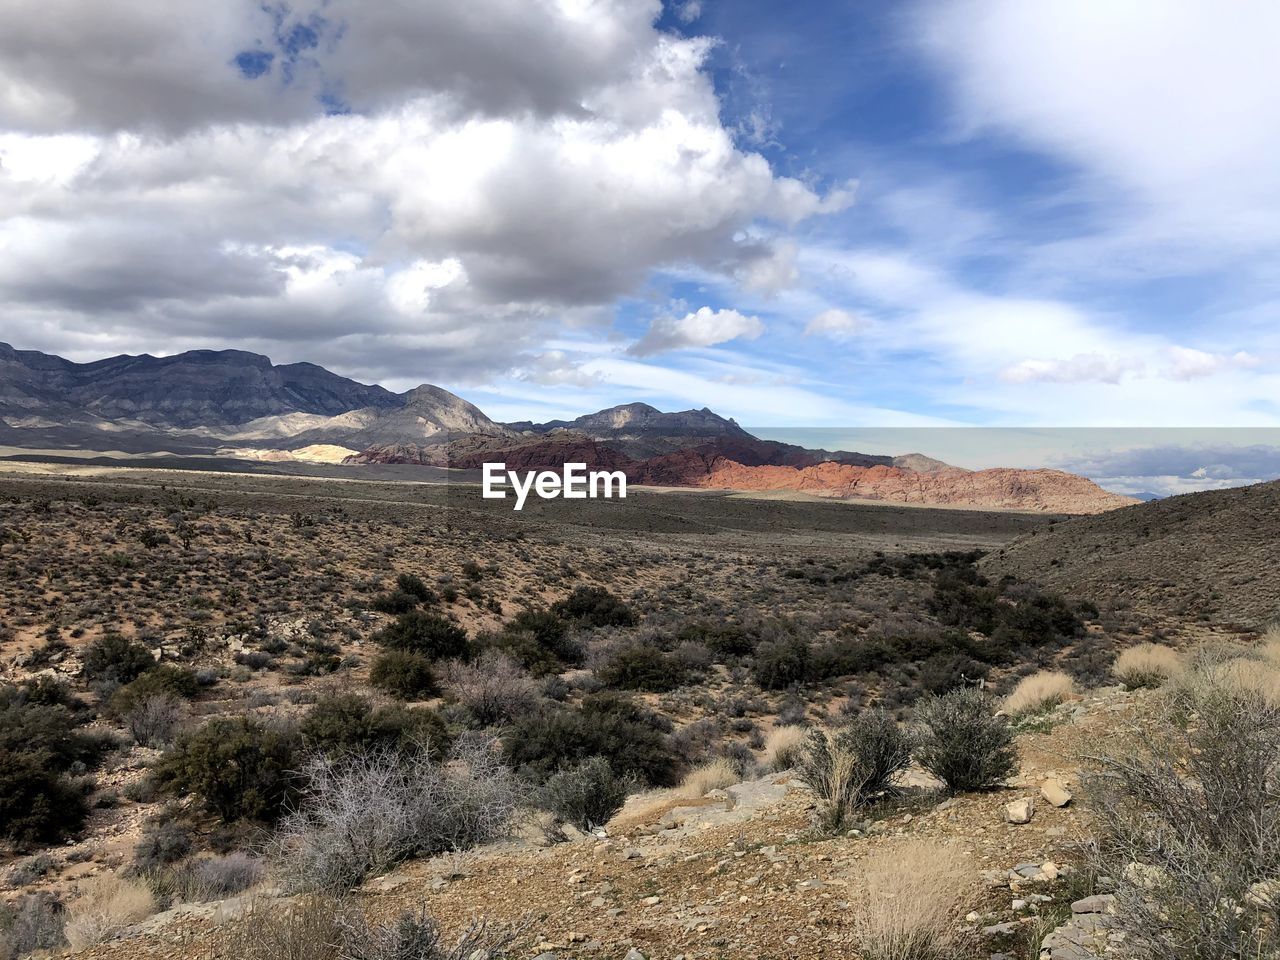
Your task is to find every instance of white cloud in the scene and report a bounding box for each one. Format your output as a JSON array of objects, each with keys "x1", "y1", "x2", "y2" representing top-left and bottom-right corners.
[
  {"x1": 1162, "y1": 347, "x2": 1261, "y2": 381},
  {"x1": 0, "y1": 1, "x2": 846, "y2": 385},
  {"x1": 917, "y1": 0, "x2": 1280, "y2": 260},
  {"x1": 1000, "y1": 353, "x2": 1141, "y2": 385},
  {"x1": 628, "y1": 306, "x2": 765, "y2": 356},
  {"x1": 804, "y1": 308, "x2": 868, "y2": 341}
]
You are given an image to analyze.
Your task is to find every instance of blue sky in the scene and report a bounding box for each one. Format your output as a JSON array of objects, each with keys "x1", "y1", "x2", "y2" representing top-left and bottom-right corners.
[{"x1": 1, "y1": 0, "x2": 1278, "y2": 439}]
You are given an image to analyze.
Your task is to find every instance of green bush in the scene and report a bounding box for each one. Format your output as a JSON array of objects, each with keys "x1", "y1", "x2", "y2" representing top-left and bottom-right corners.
[
  {"x1": 504, "y1": 693, "x2": 679, "y2": 787},
  {"x1": 752, "y1": 637, "x2": 811, "y2": 690},
  {"x1": 597, "y1": 645, "x2": 686, "y2": 692},
  {"x1": 0, "y1": 696, "x2": 112, "y2": 771},
  {"x1": 300, "y1": 693, "x2": 450, "y2": 761},
  {"x1": 487, "y1": 608, "x2": 581, "y2": 673},
  {"x1": 369, "y1": 650, "x2": 437, "y2": 700},
  {"x1": 395, "y1": 572, "x2": 438, "y2": 604},
  {"x1": 368, "y1": 591, "x2": 419, "y2": 615},
  {"x1": 539, "y1": 756, "x2": 629, "y2": 832},
  {"x1": 80, "y1": 632, "x2": 156, "y2": 685},
  {"x1": 108, "y1": 664, "x2": 199, "y2": 718},
  {"x1": 915, "y1": 688, "x2": 1016, "y2": 793},
  {"x1": 155, "y1": 716, "x2": 301, "y2": 823},
  {"x1": 552, "y1": 586, "x2": 636, "y2": 628},
  {"x1": 374, "y1": 611, "x2": 469, "y2": 661},
  {"x1": 0, "y1": 749, "x2": 89, "y2": 843}
]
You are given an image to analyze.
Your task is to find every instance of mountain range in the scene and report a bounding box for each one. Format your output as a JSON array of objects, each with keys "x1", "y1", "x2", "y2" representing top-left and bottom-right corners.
[{"x1": 0, "y1": 343, "x2": 1135, "y2": 513}]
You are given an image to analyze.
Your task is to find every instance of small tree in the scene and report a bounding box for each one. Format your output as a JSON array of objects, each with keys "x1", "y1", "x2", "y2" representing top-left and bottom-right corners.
[{"x1": 914, "y1": 688, "x2": 1016, "y2": 793}]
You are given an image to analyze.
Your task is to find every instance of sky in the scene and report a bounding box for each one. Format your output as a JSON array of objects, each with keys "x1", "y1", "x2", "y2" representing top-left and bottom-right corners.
[{"x1": 2, "y1": 0, "x2": 1279, "y2": 438}]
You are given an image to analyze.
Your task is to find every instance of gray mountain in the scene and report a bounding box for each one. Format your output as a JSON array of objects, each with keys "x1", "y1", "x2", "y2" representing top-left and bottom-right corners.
[
  {"x1": 0, "y1": 342, "x2": 399, "y2": 429},
  {"x1": 507, "y1": 401, "x2": 755, "y2": 459}
]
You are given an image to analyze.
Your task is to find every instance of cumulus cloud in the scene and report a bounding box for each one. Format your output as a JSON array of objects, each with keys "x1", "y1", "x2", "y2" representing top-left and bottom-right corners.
[
  {"x1": 804, "y1": 308, "x2": 868, "y2": 340},
  {"x1": 628, "y1": 307, "x2": 765, "y2": 356},
  {"x1": 0, "y1": 0, "x2": 845, "y2": 384}
]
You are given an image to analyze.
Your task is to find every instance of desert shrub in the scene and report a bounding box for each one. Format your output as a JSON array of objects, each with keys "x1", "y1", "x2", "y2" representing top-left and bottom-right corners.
[
  {"x1": 189, "y1": 852, "x2": 264, "y2": 898},
  {"x1": 681, "y1": 621, "x2": 756, "y2": 659},
  {"x1": 850, "y1": 840, "x2": 974, "y2": 960},
  {"x1": 597, "y1": 644, "x2": 686, "y2": 692},
  {"x1": 490, "y1": 608, "x2": 581, "y2": 672},
  {"x1": 63, "y1": 873, "x2": 154, "y2": 951},
  {"x1": 125, "y1": 694, "x2": 187, "y2": 747},
  {"x1": 369, "y1": 591, "x2": 419, "y2": 615},
  {"x1": 0, "y1": 750, "x2": 89, "y2": 843},
  {"x1": 0, "y1": 893, "x2": 65, "y2": 960},
  {"x1": 799, "y1": 711, "x2": 913, "y2": 830},
  {"x1": 553, "y1": 585, "x2": 636, "y2": 627},
  {"x1": 763, "y1": 725, "x2": 807, "y2": 771},
  {"x1": 219, "y1": 898, "x2": 518, "y2": 960},
  {"x1": 752, "y1": 636, "x2": 811, "y2": 690},
  {"x1": 1113, "y1": 642, "x2": 1184, "y2": 688},
  {"x1": 216, "y1": 895, "x2": 356, "y2": 960},
  {"x1": 300, "y1": 693, "x2": 451, "y2": 761},
  {"x1": 915, "y1": 688, "x2": 1016, "y2": 793},
  {"x1": 916, "y1": 653, "x2": 988, "y2": 696},
  {"x1": 1089, "y1": 663, "x2": 1280, "y2": 958},
  {"x1": 440, "y1": 650, "x2": 538, "y2": 727},
  {"x1": 133, "y1": 816, "x2": 192, "y2": 871},
  {"x1": 0, "y1": 697, "x2": 112, "y2": 771},
  {"x1": 503, "y1": 694, "x2": 679, "y2": 787},
  {"x1": 375, "y1": 611, "x2": 469, "y2": 661},
  {"x1": 272, "y1": 739, "x2": 519, "y2": 892},
  {"x1": 109, "y1": 664, "x2": 199, "y2": 718},
  {"x1": 395, "y1": 572, "x2": 438, "y2": 604},
  {"x1": 369, "y1": 650, "x2": 438, "y2": 700},
  {"x1": 1002, "y1": 670, "x2": 1075, "y2": 715},
  {"x1": 14, "y1": 675, "x2": 76, "y2": 708},
  {"x1": 155, "y1": 716, "x2": 301, "y2": 823},
  {"x1": 80, "y1": 633, "x2": 156, "y2": 685},
  {"x1": 538, "y1": 756, "x2": 629, "y2": 832}
]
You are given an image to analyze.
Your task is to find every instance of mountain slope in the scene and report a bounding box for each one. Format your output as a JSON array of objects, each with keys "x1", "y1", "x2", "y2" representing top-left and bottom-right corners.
[
  {"x1": 984, "y1": 479, "x2": 1280, "y2": 625},
  {"x1": 0, "y1": 342, "x2": 399, "y2": 428}
]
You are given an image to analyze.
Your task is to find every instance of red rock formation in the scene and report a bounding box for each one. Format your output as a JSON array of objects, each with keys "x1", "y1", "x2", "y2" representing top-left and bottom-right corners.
[{"x1": 679, "y1": 460, "x2": 1136, "y2": 514}]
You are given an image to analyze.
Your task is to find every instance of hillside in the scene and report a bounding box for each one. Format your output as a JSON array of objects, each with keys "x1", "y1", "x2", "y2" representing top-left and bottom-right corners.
[{"x1": 985, "y1": 479, "x2": 1280, "y2": 626}]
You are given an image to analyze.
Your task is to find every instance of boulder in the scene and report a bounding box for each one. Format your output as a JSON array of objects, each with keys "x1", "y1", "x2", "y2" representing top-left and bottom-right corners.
[
  {"x1": 1004, "y1": 798, "x2": 1035, "y2": 824},
  {"x1": 1040, "y1": 778, "x2": 1073, "y2": 808}
]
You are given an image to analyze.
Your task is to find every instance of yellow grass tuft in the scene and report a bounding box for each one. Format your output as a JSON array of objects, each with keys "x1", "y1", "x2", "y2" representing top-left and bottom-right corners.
[
  {"x1": 762, "y1": 725, "x2": 807, "y2": 772},
  {"x1": 850, "y1": 840, "x2": 974, "y2": 960},
  {"x1": 1003, "y1": 670, "x2": 1075, "y2": 715},
  {"x1": 675, "y1": 758, "x2": 739, "y2": 800},
  {"x1": 64, "y1": 873, "x2": 155, "y2": 950},
  {"x1": 1113, "y1": 643, "x2": 1185, "y2": 688}
]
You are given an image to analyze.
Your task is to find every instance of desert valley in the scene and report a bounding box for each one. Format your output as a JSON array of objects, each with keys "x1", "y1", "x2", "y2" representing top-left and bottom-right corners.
[{"x1": 1, "y1": 347, "x2": 1278, "y2": 960}]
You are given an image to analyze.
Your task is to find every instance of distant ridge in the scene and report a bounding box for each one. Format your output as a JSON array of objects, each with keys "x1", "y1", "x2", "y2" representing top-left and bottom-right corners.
[{"x1": 0, "y1": 342, "x2": 1136, "y2": 514}]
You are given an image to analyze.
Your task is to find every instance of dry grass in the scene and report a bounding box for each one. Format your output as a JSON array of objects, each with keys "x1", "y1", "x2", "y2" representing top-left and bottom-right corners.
[
  {"x1": 1172, "y1": 640, "x2": 1280, "y2": 707},
  {"x1": 1113, "y1": 643, "x2": 1184, "y2": 688},
  {"x1": 762, "y1": 725, "x2": 807, "y2": 771},
  {"x1": 849, "y1": 840, "x2": 974, "y2": 960},
  {"x1": 1003, "y1": 670, "x2": 1075, "y2": 715},
  {"x1": 674, "y1": 758, "x2": 738, "y2": 800},
  {"x1": 63, "y1": 873, "x2": 155, "y2": 950}
]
